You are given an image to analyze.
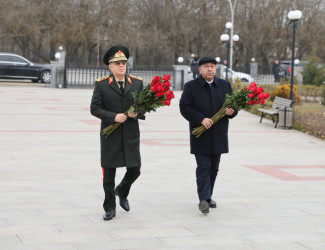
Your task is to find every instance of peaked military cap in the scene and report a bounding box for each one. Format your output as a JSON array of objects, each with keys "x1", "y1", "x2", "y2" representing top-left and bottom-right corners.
[
  {"x1": 103, "y1": 45, "x2": 129, "y2": 65},
  {"x1": 199, "y1": 57, "x2": 217, "y2": 66}
]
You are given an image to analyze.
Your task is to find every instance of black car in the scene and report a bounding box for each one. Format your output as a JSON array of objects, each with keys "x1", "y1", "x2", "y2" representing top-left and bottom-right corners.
[
  {"x1": 278, "y1": 61, "x2": 291, "y2": 78},
  {"x1": 278, "y1": 60, "x2": 305, "y2": 79},
  {"x1": 0, "y1": 53, "x2": 51, "y2": 83}
]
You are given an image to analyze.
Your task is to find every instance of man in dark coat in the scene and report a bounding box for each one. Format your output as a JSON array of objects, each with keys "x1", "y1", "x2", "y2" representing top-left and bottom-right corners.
[
  {"x1": 190, "y1": 55, "x2": 199, "y2": 79},
  {"x1": 179, "y1": 56, "x2": 237, "y2": 214},
  {"x1": 273, "y1": 60, "x2": 280, "y2": 82},
  {"x1": 90, "y1": 45, "x2": 145, "y2": 221}
]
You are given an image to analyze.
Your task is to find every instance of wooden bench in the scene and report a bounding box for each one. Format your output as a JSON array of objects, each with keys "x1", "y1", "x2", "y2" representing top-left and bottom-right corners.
[{"x1": 258, "y1": 96, "x2": 294, "y2": 128}]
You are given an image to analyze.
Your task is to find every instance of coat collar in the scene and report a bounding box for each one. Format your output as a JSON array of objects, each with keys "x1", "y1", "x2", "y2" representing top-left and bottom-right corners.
[
  {"x1": 124, "y1": 76, "x2": 133, "y2": 95},
  {"x1": 198, "y1": 75, "x2": 219, "y2": 87},
  {"x1": 108, "y1": 74, "x2": 133, "y2": 95}
]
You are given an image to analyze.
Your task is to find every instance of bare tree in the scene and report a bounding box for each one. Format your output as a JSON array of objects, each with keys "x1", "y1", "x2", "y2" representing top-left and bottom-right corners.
[{"x1": 0, "y1": 0, "x2": 324, "y2": 69}]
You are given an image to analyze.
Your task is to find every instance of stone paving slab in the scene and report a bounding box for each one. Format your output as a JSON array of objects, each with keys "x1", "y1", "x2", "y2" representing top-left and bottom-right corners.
[{"x1": 0, "y1": 82, "x2": 325, "y2": 249}]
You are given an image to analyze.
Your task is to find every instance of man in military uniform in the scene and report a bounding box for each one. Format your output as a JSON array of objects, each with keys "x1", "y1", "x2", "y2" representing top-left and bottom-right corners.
[{"x1": 90, "y1": 45, "x2": 145, "y2": 221}]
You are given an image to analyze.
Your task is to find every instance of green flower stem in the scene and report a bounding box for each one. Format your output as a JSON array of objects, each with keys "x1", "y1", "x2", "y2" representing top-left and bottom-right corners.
[
  {"x1": 102, "y1": 108, "x2": 131, "y2": 138},
  {"x1": 192, "y1": 106, "x2": 227, "y2": 138}
]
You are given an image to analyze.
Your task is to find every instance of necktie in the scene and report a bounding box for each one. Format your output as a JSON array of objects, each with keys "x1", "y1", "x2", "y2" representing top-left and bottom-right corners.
[{"x1": 118, "y1": 81, "x2": 124, "y2": 94}]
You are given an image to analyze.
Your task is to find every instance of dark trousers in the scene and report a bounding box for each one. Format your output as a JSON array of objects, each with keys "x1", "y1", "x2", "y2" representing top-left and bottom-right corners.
[
  {"x1": 102, "y1": 167, "x2": 141, "y2": 211},
  {"x1": 194, "y1": 154, "x2": 221, "y2": 201},
  {"x1": 193, "y1": 72, "x2": 199, "y2": 79}
]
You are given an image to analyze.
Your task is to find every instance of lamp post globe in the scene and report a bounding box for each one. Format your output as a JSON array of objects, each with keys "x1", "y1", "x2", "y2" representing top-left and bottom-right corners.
[
  {"x1": 177, "y1": 57, "x2": 184, "y2": 64},
  {"x1": 55, "y1": 52, "x2": 61, "y2": 61},
  {"x1": 233, "y1": 34, "x2": 239, "y2": 42},
  {"x1": 215, "y1": 57, "x2": 221, "y2": 63},
  {"x1": 288, "y1": 10, "x2": 302, "y2": 20},
  {"x1": 225, "y1": 22, "x2": 232, "y2": 29},
  {"x1": 220, "y1": 34, "x2": 229, "y2": 42}
]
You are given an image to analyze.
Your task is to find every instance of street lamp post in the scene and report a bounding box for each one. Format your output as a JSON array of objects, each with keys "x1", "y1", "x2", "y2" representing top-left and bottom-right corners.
[
  {"x1": 220, "y1": 33, "x2": 230, "y2": 79},
  {"x1": 227, "y1": 0, "x2": 238, "y2": 70},
  {"x1": 220, "y1": 23, "x2": 239, "y2": 80},
  {"x1": 288, "y1": 10, "x2": 302, "y2": 100}
]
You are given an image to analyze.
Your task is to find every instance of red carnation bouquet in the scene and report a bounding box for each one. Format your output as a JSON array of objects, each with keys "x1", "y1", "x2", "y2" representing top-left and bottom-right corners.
[
  {"x1": 192, "y1": 82, "x2": 270, "y2": 138},
  {"x1": 103, "y1": 75, "x2": 174, "y2": 137}
]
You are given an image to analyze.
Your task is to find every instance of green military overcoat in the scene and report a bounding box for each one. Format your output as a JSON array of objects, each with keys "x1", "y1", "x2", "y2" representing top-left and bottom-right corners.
[{"x1": 90, "y1": 74, "x2": 145, "y2": 168}]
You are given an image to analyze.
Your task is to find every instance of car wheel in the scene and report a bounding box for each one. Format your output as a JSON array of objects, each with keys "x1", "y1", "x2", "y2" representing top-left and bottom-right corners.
[
  {"x1": 31, "y1": 79, "x2": 39, "y2": 83},
  {"x1": 40, "y1": 71, "x2": 51, "y2": 83},
  {"x1": 241, "y1": 78, "x2": 249, "y2": 82}
]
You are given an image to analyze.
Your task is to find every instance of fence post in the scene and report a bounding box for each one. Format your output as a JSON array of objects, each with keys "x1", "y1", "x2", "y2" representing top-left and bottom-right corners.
[
  {"x1": 249, "y1": 61, "x2": 258, "y2": 78},
  {"x1": 48, "y1": 46, "x2": 66, "y2": 88},
  {"x1": 48, "y1": 61, "x2": 63, "y2": 88},
  {"x1": 172, "y1": 64, "x2": 188, "y2": 90}
]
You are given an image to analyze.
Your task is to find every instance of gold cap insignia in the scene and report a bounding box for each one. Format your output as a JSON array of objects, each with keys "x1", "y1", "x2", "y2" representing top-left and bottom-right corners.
[{"x1": 109, "y1": 50, "x2": 128, "y2": 63}]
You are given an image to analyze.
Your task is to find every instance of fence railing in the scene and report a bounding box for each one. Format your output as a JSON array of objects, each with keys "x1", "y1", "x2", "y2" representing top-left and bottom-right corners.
[
  {"x1": 54, "y1": 64, "x2": 281, "y2": 89},
  {"x1": 55, "y1": 65, "x2": 176, "y2": 88}
]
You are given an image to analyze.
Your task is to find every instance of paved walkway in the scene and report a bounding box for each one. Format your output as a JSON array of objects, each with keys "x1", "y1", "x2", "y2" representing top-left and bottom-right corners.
[{"x1": 0, "y1": 82, "x2": 325, "y2": 250}]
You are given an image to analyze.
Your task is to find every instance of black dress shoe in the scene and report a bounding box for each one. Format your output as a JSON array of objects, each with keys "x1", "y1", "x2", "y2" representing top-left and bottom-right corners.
[
  {"x1": 103, "y1": 210, "x2": 116, "y2": 221},
  {"x1": 199, "y1": 200, "x2": 209, "y2": 214},
  {"x1": 209, "y1": 199, "x2": 217, "y2": 208},
  {"x1": 114, "y1": 189, "x2": 130, "y2": 211}
]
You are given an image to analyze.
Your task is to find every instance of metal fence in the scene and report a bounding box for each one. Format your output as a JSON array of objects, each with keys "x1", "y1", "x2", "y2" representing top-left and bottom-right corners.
[
  {"x1": 54, "y1": 63, "x2": 280, "y2": 89},
  {"x1": 55, "y1": 65, "x2": 176, "y2": 89},
  {"x1": 233, "y1": 64, "x2": 276, "y2": 84}
]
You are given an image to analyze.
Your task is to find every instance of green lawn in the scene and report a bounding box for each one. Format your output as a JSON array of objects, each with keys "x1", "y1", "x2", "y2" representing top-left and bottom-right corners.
[
  {"x1": 233, "y1": 82, "x2": 325, "y2": 140},
  {"x1": 293, "y1": 102, "x2": 325, "y2": 140},
  {"x1": 294, "y1": 102, "x2": 325, "y2": 112}
]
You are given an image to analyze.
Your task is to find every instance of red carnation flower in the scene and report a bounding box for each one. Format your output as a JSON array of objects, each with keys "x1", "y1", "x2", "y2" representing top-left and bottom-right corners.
[
  {"x1": 248, "y1": 100, "x2": 255, "y2": 105},
  {"x1": 249, "y1": 82, "x2": 257, "y2": 88},
  {"x1": 151, "y1": 76, "x2": 161, "y2": 84},
  {"x1": 150, "y1": 85, "x2": 157, "y2": 92},
  {"x1": 251, "y1": 86, "x2": 258, "y2": 93},
  {"x1": 164, "y1": 81, "x2": 171, "y2": 91},
  {"x1": 164, "y1": 99, "x2": 171, "y2": 106},
  {"x1": 155, "y1": 90, "x2": 165, "y2": 97},
  {"x1": 165, "y1": 91, "x2": 175, "y2": 100},
  {"x1": 258, "y1": 93, "x2": 265, "y2": 99},
  {"x1": 163, "y1": 74, "x2": 171, "y2": 82}
]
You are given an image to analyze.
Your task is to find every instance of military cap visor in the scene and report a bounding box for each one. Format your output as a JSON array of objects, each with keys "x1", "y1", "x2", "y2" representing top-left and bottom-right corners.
[
  {"x1": 103, "y1": 45, "x2": 130, "y2": 65},
  {"x1": 199, "y1": 57, "x2": 217, "y2": 67}
]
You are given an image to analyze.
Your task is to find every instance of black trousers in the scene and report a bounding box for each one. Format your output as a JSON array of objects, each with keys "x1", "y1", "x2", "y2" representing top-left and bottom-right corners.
[
  {"x1": 193, "y1": 72, "x2": 199, "y2": 79},
  {"x1": 102, "y1": 167, "x2": 141, "y2": 211},
  {"x1": 194, "y1": 154, "x2": 221, "y2": 202}
]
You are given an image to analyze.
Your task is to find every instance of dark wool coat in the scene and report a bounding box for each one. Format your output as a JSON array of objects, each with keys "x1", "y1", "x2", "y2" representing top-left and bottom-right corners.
[
  {"x1": 179, "y1": 75, "x2": 237, "y2": 155},
  {"x1": 90, "y1": 74, "x2": 145, "y2": 168}
]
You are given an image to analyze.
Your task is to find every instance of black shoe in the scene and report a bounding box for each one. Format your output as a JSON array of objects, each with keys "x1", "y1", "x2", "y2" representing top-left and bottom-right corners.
[
  {"x1": 199, "y1": 200, "x2": 209, "y2": 214},
  {"x1": 114, "y1": 188, "x2": 130, "y2": 212},
  {"x1": 103, "y1": 210, "x2": 116, "y2": 221},
  {"x1": 209, "y1": 199, "x2": 217, "y2": 208}
]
